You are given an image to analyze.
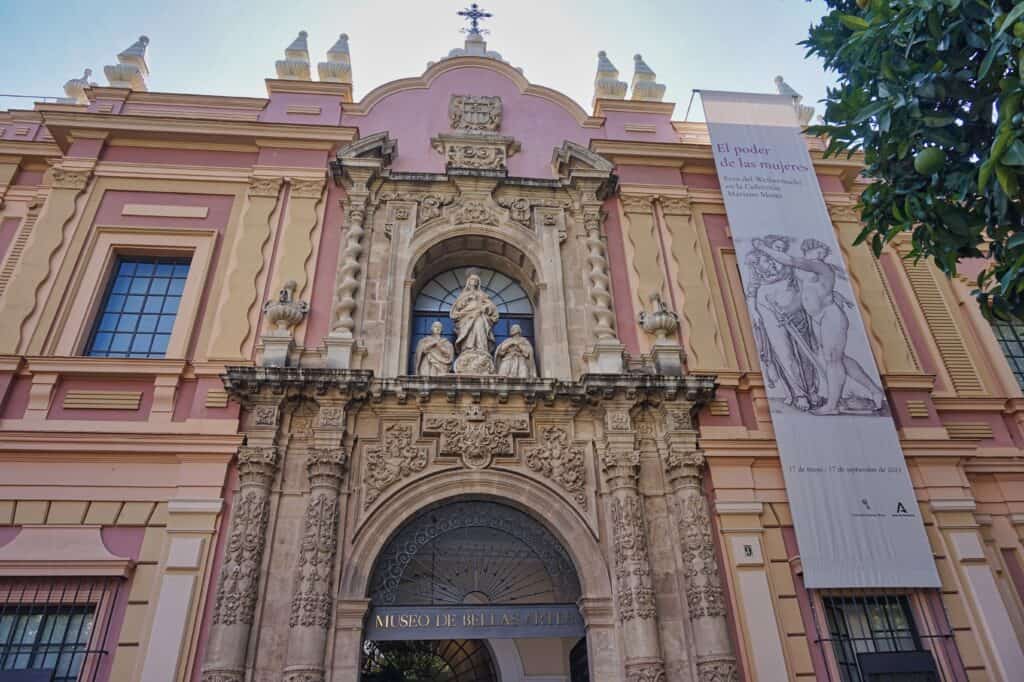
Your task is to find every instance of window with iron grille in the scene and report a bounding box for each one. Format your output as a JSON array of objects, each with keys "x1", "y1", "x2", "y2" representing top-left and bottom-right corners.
[
  {"x1": 86, "y1": 256, "x2": 191, "y2": 358},
  {"x1": 821, "y1": 594, "x2": 939, "y2": 682},
  {"x1": 993, "y1": 321, "x2": 1024, "y2": 390},
  {"x1": 0, "y1": 577, "x2": 122, "y2": 682}
]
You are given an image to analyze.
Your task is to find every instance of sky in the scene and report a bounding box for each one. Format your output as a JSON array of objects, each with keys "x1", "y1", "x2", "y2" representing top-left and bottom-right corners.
[{"x1": 1, "y1": 0, "x2": 834, "y2": 121}]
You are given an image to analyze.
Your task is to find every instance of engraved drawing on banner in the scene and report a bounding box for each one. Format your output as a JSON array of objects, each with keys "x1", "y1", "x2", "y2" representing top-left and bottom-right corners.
[{"x1": 743, "y1": 234, "x2": 887, "y2": 417}]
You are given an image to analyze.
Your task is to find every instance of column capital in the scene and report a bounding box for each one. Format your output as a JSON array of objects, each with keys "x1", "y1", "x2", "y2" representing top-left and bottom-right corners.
[
  {"x1": 306, "y1": 447, "x2": 348, "y2": 488},
  {"x1": 237, "y1": 445, "x2": 280, "y2": 487}
]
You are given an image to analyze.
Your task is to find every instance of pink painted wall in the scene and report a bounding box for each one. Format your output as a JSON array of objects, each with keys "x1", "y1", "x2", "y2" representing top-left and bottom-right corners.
[
  {"x1": 344, "y1": 66, "x2": 602, "y2": 178},
  {"x1": 11, "y1": 169, "x2": 44, "y2": 186},
  {"x1": 603, "y1": 197, "x2": 640, "y2": 355},
  {"x1": 100, "y1": 146, "x2": 259, "y2": 168},
  {"x1": 616, "y1": 165, "x2": 681, "y2": 185},
  {"x1": 172, "y1": 377, "x2": 239, "y2": 422},
  {"x1": 256, "y1": 147, "x2": 328, "y2": 168},
  {"x1": 601, "y1": 110, "x2": 677, "y2": 142},
  {"x1": 305, "y1": 183, "x2": 346, "y2": 345},
  {"x1": 94, "y1": 190, "x2": 234, "y2": 230},
  {"x1": 0, "y1": 217, "x2": 20, "y2": 263},
  {"x1": 260, "y1": 92, "x2": 343, "y2": 126}
]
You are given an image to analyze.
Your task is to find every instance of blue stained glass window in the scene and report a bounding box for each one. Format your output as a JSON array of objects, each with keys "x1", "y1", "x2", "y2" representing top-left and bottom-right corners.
[
  {"x1": 86, "y1": 256, "x2": 191, "y2": 358},
  {"x1": 409, "y1": 267, "x2": 535, "y2": 374}
]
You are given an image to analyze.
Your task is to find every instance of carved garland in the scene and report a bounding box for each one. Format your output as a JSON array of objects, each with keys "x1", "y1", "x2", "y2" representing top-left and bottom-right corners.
[
  {"x1": 289, "y1": 493, "x2": 340, "y2": 628},
  {"x1": 611, "y1": 495, "x2": 656, "y2": 621},
  {"x1": 212, "y1": 490, "x2": 271, "y2": 626},
  {"x1": 680, "y1": 495, "x2": 727, "y2": 618}
]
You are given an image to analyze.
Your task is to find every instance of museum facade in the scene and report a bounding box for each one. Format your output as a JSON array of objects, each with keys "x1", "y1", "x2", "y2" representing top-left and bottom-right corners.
[{"x1": 0, "y1": 20, "x2": 1023, "y2": 682}]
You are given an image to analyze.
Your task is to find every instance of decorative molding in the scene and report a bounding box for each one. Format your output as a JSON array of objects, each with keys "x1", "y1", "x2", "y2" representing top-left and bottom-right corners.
[
  {"x1": 450, "y1": 197, "x2": 501, "y2": 226},
  {"x1": 289, "y1": 178, "x2": 325, "y2": 199},
  {"x1": 431, "y1": 133, "x2": 520, "y2": 172},
  {"x1": 625, "y1": 662, "x2": 666, "y2": 682},
  {"x1": 945, "y1": 422, "x2": 994, "y2": 440},
  {"x1": 929, "y1": 499, "x2": 978, "y2": 512},
  {"x1": 363, "y1": 424, "x2": 429, "y2": 506},
  {"x1": 248, "y1": 176, "x2": 283, "y2": 197},
  {"x1": 286, "y1": 105, "x2": 323, "y2": 116},
  {"x1": 50, "y1": 168, "x2": 91, "y2": 190},
  {"x1": 121, "y1": 203, "x2": 209, "y2": 218},
  {"x1": 623, "y1": 123, "x2": 658, "y2": 134},
  {"x1": 63, "y1": 390, "x2": 142, "y2": 410},
  {"x1": 205, "y1": 389, "x2": 230, "y2": 408},
  {"x1": 423, "y1": 407, "x2": 530, "y2": 470},
  {"x1": 905, "y1": 400, "x2": 929, "y2": 418},
  {"x1": 708, "y1": 400, "x2": 730, "y2": 417},
  {"x1": 524, "y1": 426, "x2": 587, "y2": 507}
]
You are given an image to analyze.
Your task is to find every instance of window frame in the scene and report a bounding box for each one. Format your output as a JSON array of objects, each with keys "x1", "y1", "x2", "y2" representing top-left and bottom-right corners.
[
  {"x1": 992, "y1": 320, "x2": 1024, "y2": 391},
  {"x1": 84, "y1": 255, "x2": 192, "y2": 359},
  {"x1": 54, "y1": 227, "x2": 216, "y2": 359}
]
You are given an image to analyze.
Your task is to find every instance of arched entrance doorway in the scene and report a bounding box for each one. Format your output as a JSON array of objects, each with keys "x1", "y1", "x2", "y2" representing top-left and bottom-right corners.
[{"x1": 360, "y1": 499, "x2": 589, "y2": 681}]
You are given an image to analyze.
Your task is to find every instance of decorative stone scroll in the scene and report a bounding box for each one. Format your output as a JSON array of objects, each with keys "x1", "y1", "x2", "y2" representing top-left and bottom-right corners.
[
  {"x1": 362, "y1": 424, "x2": 429, "y2": 507},
  {"x1": 431, "y1": 133, "x2": 520, "y2": 172},
  {"x1": 524, "y1": 426, "x2": 587, "y2": 507},
  {"x1": 423, "y1": 406, "x2": 530, "y2": 469}
]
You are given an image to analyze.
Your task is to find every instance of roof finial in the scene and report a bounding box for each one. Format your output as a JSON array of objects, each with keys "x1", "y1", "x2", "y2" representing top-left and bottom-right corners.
[
  {"x1": 630, "y1": 54, "x2": 665, "y2": 102},
  {"x1": 318, "y1": 33, "x2": 352, "y2": 86},
  {"x1": 593, "y1": 51, "x2": 627, "y2": 109},
  {"x1": 104, "y1": 36, "x2": 150, "y2": 91},
  {"x1": 275, "y1": 31, "x2": 311, "y2": 80},
  {"x1": 63, "y1": 68, "x2": 96, "y2": 104},
  {"x1": 774, "y1": 75, "x2": 815, "y2": 125}
]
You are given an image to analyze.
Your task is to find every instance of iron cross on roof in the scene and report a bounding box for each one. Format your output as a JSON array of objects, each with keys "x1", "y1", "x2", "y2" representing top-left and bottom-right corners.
[{"x1": 458, "y1": 3, "x2": 492, "y2": 36}]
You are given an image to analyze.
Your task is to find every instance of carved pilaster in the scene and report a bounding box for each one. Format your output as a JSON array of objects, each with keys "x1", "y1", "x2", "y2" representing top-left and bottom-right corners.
[
  {"x1": 330, "y1": 197, "x2": 368, "y2": 337},
  {"x1": 283, "y1": 446, "x2": 348, "y2": 682},
  {"x1": 201, "y1": 444, "x2": 281, "y2": 682},
  {"x1": 599, "y1": 406, "x2": 665, "y2": 678},
  {"x1": 662, "y1": 414, "x2": 739, "y2": 682},
  {"x1": 583, "y1": 204, "x2": 617, "y2": 340}
]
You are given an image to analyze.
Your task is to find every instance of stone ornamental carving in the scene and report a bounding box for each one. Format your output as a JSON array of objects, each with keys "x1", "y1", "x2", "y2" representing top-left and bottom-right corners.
[
  {"x1": 263, "y1": 280, "x2": 309, "y2": 334},
  {"x1": 449, "y1": 94, "x2": 502, "y2": 133},
  {"x1": 248, "y1": 176, "x2": 283, "y2": 197},
  {"x1": 289, "y1": 493, "x2": 339, "y2": 628},
  {"x1": 583, "y1": 207, "x2": 618, "y2": 340},
  {"x1": 419, "y1": 193, "x2": 455, "y2": 223},
  {"x1": 253, "y1": 406, "x2": 279, "y2": 427},
  {"x1": 51, "y1": 168, "x2": 91, "y2": 191},
  {"x1": 423, "y1": 407, "x2": 530, "y2": 469},
  {"x1": 451, "y1": 198, "x2": 500, "y2": 226},
  {"x1": 664, "y1": 406, "x2": 693, "y2": 432},
  {"x1": 499, "y1": 196, "x2": 531, "y2": 225},
  {"x1": 524, "y1": 426, "x2": 586, "y2": 507},
  {"x1": 638, "y1": 292, "x2": 679, "y2": 342},
  {"x1": 829, "y1": 203, "x2": 861, "y2": 224},
  {"x1": 432, "y1": 134, "x2": 520, "y2": 172},
  {"x1": 606, "y1": 409, "x2": 632, "y2": 432},
  {"x1": 104, "y1": 35, "x2": 150, "y2": 91},
  {"x1": 363, "y1": 424, "x2": 428, "y2": 506},
  {"x1": 625, "y1": 662, "x2": 667, "y2": 682},
  {"x1": 414, "y1": 321, "x2": 455, "y2": 376},
  {"x1": 331, "y1": 202, "x2": 368, "y2": 337},
  {"x1": 697, "y1": 659, "x2": 740, "y2": 682},
  {"x1": 450, "y1": 272, "x2": 499, "y2": 374},
  {"x1": 316, "y1": 407, "x2": 344, "y2": 428},
  {"x1": 680, "y1": 495, "x2": 727, "y2": 618},
  {"x1": 611, "y1": 496, "x2": 656, "y2": 621},
  {"x1": 212, "y1": 490, "x2": 271, "y2": 626},
  {"x1": 290, "y1": 178, "x2": 326, "y2": 199}
]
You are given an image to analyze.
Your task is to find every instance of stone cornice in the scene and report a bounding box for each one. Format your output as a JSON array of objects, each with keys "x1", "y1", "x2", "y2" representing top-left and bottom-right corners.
[
  {"x1": 38, "y1": 111, "x2": 358, "y2": 152},
  {"x1": 593, "y1": 99, "x2": 676, "y2": 117},
  {"x1": 265, "y1": 78, "x2": 352, "y2": 101},
  {"x1": 83, "y1": 86, "x2": 268, "y2": 110},
  {"x1": 0, "y1": 140, "x2": 62, "y2": 159}
]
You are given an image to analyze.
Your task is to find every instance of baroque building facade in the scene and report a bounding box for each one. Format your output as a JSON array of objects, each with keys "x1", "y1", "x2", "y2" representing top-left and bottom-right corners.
[{"x1": 0, "y1": 23, "x2": 1023, "y2": 682}]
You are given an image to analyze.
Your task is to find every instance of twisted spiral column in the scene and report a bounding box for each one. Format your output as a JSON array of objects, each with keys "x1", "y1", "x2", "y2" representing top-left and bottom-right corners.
[
  {"x1": 330, "y1": 201, "x2": 368, "y2": 336},
  {"x1": 584, "y1": 206, "x2": 617, "y2": 340}
]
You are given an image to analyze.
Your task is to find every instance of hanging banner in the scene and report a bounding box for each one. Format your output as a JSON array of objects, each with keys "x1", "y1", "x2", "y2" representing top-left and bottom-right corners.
[{"x1": 702, "y1": 91, "x2": 939, "y2": 588}]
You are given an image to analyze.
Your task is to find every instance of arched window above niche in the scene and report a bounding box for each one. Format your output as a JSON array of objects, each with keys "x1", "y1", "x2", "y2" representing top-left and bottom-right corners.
[{"x1": 409, "y1": 266, "x2": 535, "y2": 374}]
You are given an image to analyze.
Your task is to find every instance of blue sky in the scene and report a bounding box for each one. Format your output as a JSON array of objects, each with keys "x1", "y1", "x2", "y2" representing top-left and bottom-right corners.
[{"x1": 1, "y1": 0, "x2": 833, "y2": 120}]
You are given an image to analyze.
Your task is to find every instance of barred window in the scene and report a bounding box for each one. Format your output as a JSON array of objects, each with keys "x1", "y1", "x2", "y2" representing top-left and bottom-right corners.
[
  {"x1": 86, "y1": 256, "x2": 191, "y2": 358},
  {"x1": 822, "y1": 594, "x2": 939, "y2": 682},
  {"x1": 0, "y1": 577, "x2": 121, "y2": 682},
  {"x1": 993, "y1": 321, "x2": 1024, "y2": 389}
]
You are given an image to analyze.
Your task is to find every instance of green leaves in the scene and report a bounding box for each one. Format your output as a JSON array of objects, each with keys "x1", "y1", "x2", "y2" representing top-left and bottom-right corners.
[{"x1": 805, "y1": 0, "x2": 1024, "y2": 319}]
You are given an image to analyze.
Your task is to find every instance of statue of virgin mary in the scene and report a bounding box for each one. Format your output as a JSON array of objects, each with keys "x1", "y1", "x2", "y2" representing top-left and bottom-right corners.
[{"x1": 450, "y1": 272, "x2": 499, "y2": 374}]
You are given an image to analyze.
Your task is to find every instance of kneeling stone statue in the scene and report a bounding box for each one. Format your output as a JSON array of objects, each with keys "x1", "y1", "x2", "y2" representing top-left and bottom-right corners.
[{"x1": 495, "y1": 324, "x2": 536, "y2": 378}]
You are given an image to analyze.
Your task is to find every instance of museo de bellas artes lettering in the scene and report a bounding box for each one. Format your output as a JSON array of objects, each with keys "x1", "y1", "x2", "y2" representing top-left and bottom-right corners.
[
  {"x1": 364, "y1": 605, "x2": 585, "y2": 641},
  {"x1": 702, "y1": 90, "x2": 939, "y2": 589}
]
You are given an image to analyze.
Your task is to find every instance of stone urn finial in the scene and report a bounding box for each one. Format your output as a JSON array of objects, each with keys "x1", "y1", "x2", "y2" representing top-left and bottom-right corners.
[
  {"x1": 638, "y1": 292, "x2": 678, "y2": 343},
  {"x1": 263, "y1": 280, "x2": 308, "y2": 335}
]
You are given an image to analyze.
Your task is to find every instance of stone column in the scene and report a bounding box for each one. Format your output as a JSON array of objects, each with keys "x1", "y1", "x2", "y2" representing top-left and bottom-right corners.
[
  {"x1": 662, "y1": 407, "x2": 738, "y2": 682},
  {"x1": 202, "y1": 402, "x2": 283, "y2": 682},
  {"x1": 601, "y1": 408, "x2": 665, "y2": 682},
  {"x1": 282, "y1": 444, "x2": 347, "y2": 681}
]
